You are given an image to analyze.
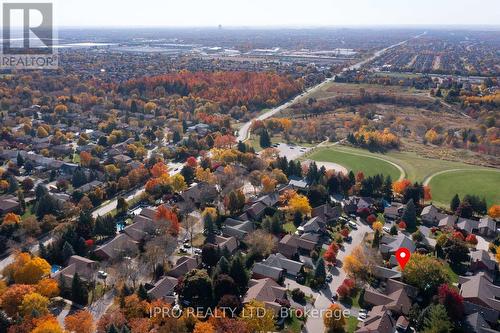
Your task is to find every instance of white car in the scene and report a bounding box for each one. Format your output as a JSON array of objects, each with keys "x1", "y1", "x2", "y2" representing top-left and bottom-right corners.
[{"x1": 348, "y1": 221, "x2": 358, "y2": 229}]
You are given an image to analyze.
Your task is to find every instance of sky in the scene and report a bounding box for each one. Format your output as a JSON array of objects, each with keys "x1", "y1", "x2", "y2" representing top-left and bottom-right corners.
[{"x1": 11, "y1": 0, "x2": 500, "y2": 27}]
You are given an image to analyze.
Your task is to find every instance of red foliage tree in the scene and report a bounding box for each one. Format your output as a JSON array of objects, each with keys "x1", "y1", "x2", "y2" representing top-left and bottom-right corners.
[
  {"x1": 398, "y1": 221, "x2": 407, "y2": 229},
  {"x1": 367, "y1": 215, "x2": 376, "y2": 224},
  {"x1": 465, "y1": 234, "x2": 478, "y2": 245},
  {"x1": 438, "y1": 284, "x2": 464, "y2": 320}
]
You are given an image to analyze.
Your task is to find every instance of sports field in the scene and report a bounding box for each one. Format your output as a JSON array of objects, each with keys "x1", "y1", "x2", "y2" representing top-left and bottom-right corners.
[
  {"x1": 308, "y1": 148, "x2": 402, "y2": 180},
  {"x1": 428, "y1": 170, "x2": 500, "y2": 207},
  {"x1": 309, "y1": 146, "x2": 499, "y2": 207}
]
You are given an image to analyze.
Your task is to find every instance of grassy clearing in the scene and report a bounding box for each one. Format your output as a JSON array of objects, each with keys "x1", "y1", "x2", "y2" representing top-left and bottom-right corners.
[
  {"x1": 311, "y1": 145, "x2": 496, "y2": 183},
  {"x1": 309, "y1": 147, "x2": 402, "y2": 180},
  {"x1": 429, "y1": 170, "x2": 500, "y2": 207},
  {"x1": 346, "y1": 316, "x2": 359, "y2": 333}
]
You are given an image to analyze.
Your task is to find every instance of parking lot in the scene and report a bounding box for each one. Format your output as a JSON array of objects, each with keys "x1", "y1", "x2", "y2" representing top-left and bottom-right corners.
[{"x1": 270, "y1": 142, "x2": 312, "y2": 160}]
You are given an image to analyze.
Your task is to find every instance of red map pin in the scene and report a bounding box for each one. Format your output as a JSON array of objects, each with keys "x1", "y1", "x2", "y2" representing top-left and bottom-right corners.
[{"x1": 395, "y1": 247, "x2": 410, "y2": 270}]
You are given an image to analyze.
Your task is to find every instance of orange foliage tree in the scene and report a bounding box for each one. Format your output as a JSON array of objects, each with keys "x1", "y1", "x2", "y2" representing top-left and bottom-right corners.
[{"x1": 155, "y1": 205, "x2": 180, "y2": 236}]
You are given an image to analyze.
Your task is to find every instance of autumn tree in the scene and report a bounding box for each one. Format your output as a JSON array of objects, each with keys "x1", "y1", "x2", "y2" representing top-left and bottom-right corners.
[
  {"x1": 155, "y1": 205, "x2": 180, "y2": 236},
  {"x1": 0, "y1": 283, "x2": 35, "y2": 316},
  {"x1": 403, "y1": 254, "x2": 450, "y2": 297},
  {"x1": 239, "y1": 300, "x2": 275, "y2": 333},
  {"x1": 323, "y1": 303, "x2": 346, "y2": 333},
  {"x1": 244, "y1": 230, "x2": 276, "y2": 258},
  {"x1": 36, "y1": 278, "x2": 60, "y2": 298},
  {"x1": 288, "y1": 194, "x2": 312, "y2": 216},
  {"x1": 32, "y1": 315, "x2": 64, "y2": 333},
  {"x1": 65, "y1": 310, "x2": 95, "y2": 333},
  {"x1": 193, "y1": 321, "x2": 215, "y2": 333},
  {"x1": 489, "y1": 205, "x2": 500, "y2": 218},
  {"x1": 19, "y1": 292, "x2": 49, "y2": 316}
]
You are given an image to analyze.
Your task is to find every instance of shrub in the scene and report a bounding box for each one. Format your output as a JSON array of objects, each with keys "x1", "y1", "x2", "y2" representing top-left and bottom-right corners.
[{"x1": 291, "y1": 288, "x2": 306, "y2": 303}]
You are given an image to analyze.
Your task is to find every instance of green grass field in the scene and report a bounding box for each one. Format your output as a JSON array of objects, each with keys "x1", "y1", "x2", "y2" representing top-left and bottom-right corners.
[
  {"x1": 308, "y1": 147, "x2": 402, "y2": 180},
  {"x1": 429, "y1": 170, "x2": 500, "y2": 207},
  {"x1": 308, "y1": 146, "x2": 499, "y2": 207}
]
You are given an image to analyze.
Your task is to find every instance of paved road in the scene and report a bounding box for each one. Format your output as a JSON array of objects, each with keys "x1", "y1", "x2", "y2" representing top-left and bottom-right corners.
[
  {"x1": 236, "y1": 32, "x2": 425, "y2": 144},
  {"x1": 304, "y1": 220, "x2": 371, "y2": 333}
]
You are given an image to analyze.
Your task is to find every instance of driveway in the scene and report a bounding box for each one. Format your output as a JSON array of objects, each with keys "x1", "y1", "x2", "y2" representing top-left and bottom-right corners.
[{"x1": 303, "y1": 220, "x2": 371, "y2": 333}]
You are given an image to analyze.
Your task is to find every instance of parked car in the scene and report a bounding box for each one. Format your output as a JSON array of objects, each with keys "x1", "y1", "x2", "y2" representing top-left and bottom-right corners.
[
  {"x1": 348, "y1": 221, "x2": 358, "y2": 229},
  {"x1": 326, "y1": 274, "x2": 333, "y2": 283},
  {"x1": 331, "y1": 292, "x2": 338, "y2": 301},
  {"x1": 179, "y1": 248, "x2": 188, "y2": 254}
]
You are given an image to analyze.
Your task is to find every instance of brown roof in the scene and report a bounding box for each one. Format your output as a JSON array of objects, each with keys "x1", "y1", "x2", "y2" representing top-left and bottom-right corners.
[
  {"x1": 356, "y1": 305, "x2": 396, "y2": 333},
  {"x1": 460, "y1": 273, "x2": 500, "y2": 311},
  {"x1": 167, "y1": 256, "x2": 200, "y2": 278},
  {"x1": 244, "y1": 278, "x2": 286, "y2": 313},
  {"x1": 147, "y1": 276, "x2": 178, "y2": 300}
]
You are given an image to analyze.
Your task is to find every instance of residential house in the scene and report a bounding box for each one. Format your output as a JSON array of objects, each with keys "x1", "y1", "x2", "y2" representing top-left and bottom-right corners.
[
  {"x1": 363, "y1": 279, "x2": 416, "y2": 315},
  {"x1": 251, "y1": 253, "x2": 303, "y2": 281},
  {"x1": 167, "y1": 256, "x2": 200, "y2": 278},
  {"x1": 298, "y1": 216, "x2": 326, "y2": 235},
  {"x1": 379, "y1": 234, "x2": 416, "y2": 258},
  {"x1": 122, "y1": 214, "x2": 156, "y2": 242},
  {"x1": 94, "y1": 233, "x2": 139, "y2": 260},
  {"x1": 457, "y1": 218, "x2": 479, "y2": 234},
  {"x1": 470, "y1": 250, "x2": 497, "y2": 274},
  {"x1": 420, "y1": 205, "x2": 446, "y2": 226},
  {"x1": 222, "y1": 218, "x2": 254, "y2": 240},
  {"x1": 75, "y1": 180, "x2": 104, "y2": 194},
  {"x1": 0, "y1": 194, "x2": 20, "y2": 215},
  {"x1": 278, "y1": 234, "x2": 316, "y2": 258},
  {"x1": 147, "y1": 276, "x2": 178, "y2": 304},
  {"x1": 478, "y1": 217, "x2": 496, "y2": 238},
  {"x1": 438, "y1": 215, "x2": 457, "y2": 229},
  {"x1": 181, "y1": 182, "x2": 218, "y2": 206},
  {"x1": 312, "y1": 203, "x2": 341, "y2": 223},
  {"x1": 288, "y1": 177, "x2": 308, "y2": 191},
  {"x1": 384, "y1": 202, "x2": 405, "y2": 221},
  {"x1": 355, "y1": 305, "x2": 399, "y2": 333},
  {"x1": 459, "y1": 273, "x2": 500, "y2": 312},
  {"x1": 243, "y1": 278, "x2": 287, "y2": 313},
  {"x1": 52, "y1": 255, "x2": 98, "y2": 285},
  {"x1": 213, "y1": 235, "x2": 238, "y2": 253}
]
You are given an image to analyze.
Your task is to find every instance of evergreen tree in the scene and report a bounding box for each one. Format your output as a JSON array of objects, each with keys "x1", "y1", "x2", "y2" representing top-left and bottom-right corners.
[
  {"x1": 213, "y1": 256, "x2": 230, "y2": 279},
  {"x1": 259, "y1": 129, "x2": 271, "y2": 148},
  {"x1": 382, "y1": 176, "x2": 393, "y2": 200},
  {"x1": 62, "y1": 241, "x2": 75, "y2": 263},
  {"x1": 314, "y1": 258, "x2": 326, "y2": 284},
  {"x1": 402, "y1": 199, "x2": 417, "y2": 230},
  {"x1": 237, "y1": 141, "x2": 247, "y2": 153},
  {"x1": 71, "y1": 273, "x2": 88, "y2": 305},
  {"x1": 293, "y1": 211, "x2": 303, "y2": 228},
  {"x1": 450, "y1": 194, "x2": 460, "y2": 213},
  {"x1": 107, "y1": 324, "x2": 119, "y2": 333},
  {"x1": 137, "y1": 284, "x2": 148, "y2": 301},
  {"x1": 229, "y1": 255, "x2": 249, "y2": 294},
  {"x1": 17, "y1": 152, "x2": 24, "y2": 166},
  {"x1": 204, "y1": 214, "x2": 215, "y2": 243}
]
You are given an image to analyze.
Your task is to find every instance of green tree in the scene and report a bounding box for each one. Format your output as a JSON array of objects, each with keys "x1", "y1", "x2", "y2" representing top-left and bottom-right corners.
[
  {"x1": 401, "y1": 199, "x2": 417, "y2": 230},
  {"x1": 71, "y1": 273, "x2": 88, "y2": 306},
  {"x1": 450, "y1": 194, "x2": 460, "y2": 213},
  {"x1": 259, "y1": 129, "x2": 271, "y2": 148},
  {"x1": 423, "y1": 304, "x2": 452, "y2": 333},
  {"x1": 314, "y1": 258, "x2": 326, "y2": 285},
  {"x1": 229, "y1": 254, "x2": 249, "y2": 294},
  {"x1": 180, "y1": 269, "x2": 213, "y2": 310},
  {"x1": 403, "y1": 254, "x2": 450, "y2": 298}
]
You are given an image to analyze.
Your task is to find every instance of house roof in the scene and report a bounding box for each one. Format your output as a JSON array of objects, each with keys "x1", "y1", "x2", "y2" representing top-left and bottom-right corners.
[
  {"x1": 52, "y1": 255, "x2": 97, "y2": 283},
  {"x1": 312, "y1": 203, "x2": 341, "y2": 221},
  {"x1": 214, "y1": 235, "x2": 238, "y2": 253},
  {"x1": 252, "y1": 262, "x2": 283, "y2": 280},
  {"x1": 439, "y1": 215, "x2": 458, "y2": 228},
  {"x1": 167, "y1": 256, "x2": 199, "y2": 278},
  {"x1": 147, "y1": 276, "x2": 178, "y2": 300},
  {"x1": 244, "y1": 278, "x2": 286, "y2": 312},
  {"x1": 262, "y1": 253, "x2": 303, "y2": 276},
  {"x1": 470, "y1": 250, "x2": 496, "y2": 271},
  {"x1": 459, "y1": 273, "x2": 500, "y2": 311},
  {"x1": 479, "y1": 217, "x2": 496, "y2": 232},
  {"x1": 94, "y1": 233, "x2": 138, "y2": 259},
  {"x1": 355, "y1": 305, "x2": 396, "y2": 333},
  {"x1": 379, "y1": 234, "x2": 416, "y2": 255},
  {"x1": 300, "y1": 216, "x2": 324, "y2": 233},
  {"x1": 457, "y1": 218, "x2": 479, "y2": 234},
  {"x1": 372, "y1": 265, "x2": 402, "y2": 280}
]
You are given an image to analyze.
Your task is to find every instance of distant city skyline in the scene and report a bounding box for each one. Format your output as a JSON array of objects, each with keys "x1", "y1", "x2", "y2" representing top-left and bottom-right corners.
[{"x1": 45, "y1": 0, "x2": 500, "y2": 28}]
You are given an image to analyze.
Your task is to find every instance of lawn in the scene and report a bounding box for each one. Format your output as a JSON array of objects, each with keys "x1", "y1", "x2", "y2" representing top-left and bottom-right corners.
[
  {"x1": 429, "y1": 169, "x2": 500, "y2": 208},
  {"x1": 283, "y1": 222, "x2": 297, "y2": 233},
  {"x1": 346, "y1": 316, "x2": 359, "y2": 333},
  {"x1": 308, "y1": 146, "x2": 498, "y2": 187},
  {"x1": 309, "y1": 147, "x2": 402, "y2": 180}
]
